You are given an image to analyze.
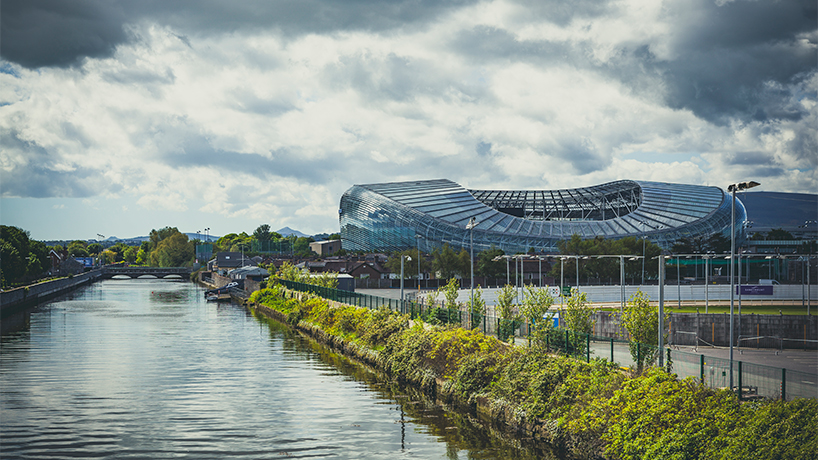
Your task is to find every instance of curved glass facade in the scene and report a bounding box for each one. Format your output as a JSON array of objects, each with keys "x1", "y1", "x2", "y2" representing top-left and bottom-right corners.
[{"x1": 339, "y1": 179, "x2": 747, "y2": 253}]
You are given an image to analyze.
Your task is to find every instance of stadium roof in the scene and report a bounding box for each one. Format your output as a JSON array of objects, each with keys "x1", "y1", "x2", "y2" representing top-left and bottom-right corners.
[{"x1": 340, "y1": 179, "x2": 745, "y2": 253}]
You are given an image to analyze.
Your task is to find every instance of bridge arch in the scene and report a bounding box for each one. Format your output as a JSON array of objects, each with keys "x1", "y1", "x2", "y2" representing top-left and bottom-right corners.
[{"x1": 101, "y1": 267, "x2": 192, "y2": 280}]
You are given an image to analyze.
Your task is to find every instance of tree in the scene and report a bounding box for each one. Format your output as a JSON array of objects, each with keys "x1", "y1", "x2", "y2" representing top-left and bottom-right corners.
[
  {"x1": 442, "y1": 277, "x2": 460, "y2": 310},
  {"x1": 432, "y1": 244, "x2": 461, "y2": 279},
  {"x1": 253, "y1": 224, "x2": 272, "y2": 242},
  {"x1": 496, "y1": 284, "x2": 517, "y2": 323},
  {"x1": 87, "y1": 243, "x2": 103, "y2": 255},
  {"x1": 551, "y1": 234, "x2": 624, "y2": 282},
  {"x1": 328, "y1": 233, "x2": 341, "y2": 240},
  {"x1": 672, "y1": 236, "x2": 708, "y2": 254},
  {"x1": 0, "y1": 239, "x2": 24, "y2": 286},
  {"x1": 136, "y1": 248, "x2": 148, "y2": 265},
  {"x1": 456, "y1": 248, "x2": 471, "y2": 278},
  {"x1": 767, "y1": 228, "x2": 794, "y2": 241},
  {"x1": 27, "y1": 240, "x2": 48, "y2": 277},
  {"x1": 277, "y1": 261, "x2": 309, "y2": 283},
  {"x1": 495, "y1": 284, "x2": 519, "y2": 342},
  {"x1": 705, "y1": 233, "x2": 731, "y2": 253},
  {"x1": 150, "y1": 232, "x2": 194, "y2": 267},
  {"x1": 384, "y1": 249, "x2": 423, "y2": 278},
  {"x1": 149, "y1": 227, "x2": 181, "y2": 251},
  {"x1": 520, "y1": 285, "x2": 554, "y2": 332},
  {"x1": 67, "y1": 240, "x2": 89, "y2": 257},
  {"x1": 476, "y1": 247, "x2": 505, "y2": 278},
  {"x1": 466, "y1": 286, "x2": 486, "y2": 328},
  {"x1": 123, "y1": 246, "x2": 138, "y2": 264},
  {"x1": 100, "y1": 249, "x2": 118, "y2": 265},
  {"x1": 564, "y1": 288, "x2": 594, "y2": 334},
  {"x1": 1, "y1": 225, "x2": 40, "y2": 285},
  {"x1": 293, "y1": 237, "x2": 316, "y2": 257},
  {"x1": 620, "y1": 290, "x2": 669, "y2": 372}
]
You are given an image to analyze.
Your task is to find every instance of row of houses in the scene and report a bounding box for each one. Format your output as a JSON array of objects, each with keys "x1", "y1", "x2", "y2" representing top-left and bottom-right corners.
[{"x1": 207, "y1": 251, "x2": 393, "y2": 280}]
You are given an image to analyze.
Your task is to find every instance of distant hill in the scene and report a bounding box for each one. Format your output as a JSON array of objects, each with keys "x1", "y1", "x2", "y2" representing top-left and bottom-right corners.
[
  {"x1": 184, "y1": 233, "x2": 218, "y2": 242},
  {"x1": 276, "y1": 227, "x2": 309, "y2": 238}
]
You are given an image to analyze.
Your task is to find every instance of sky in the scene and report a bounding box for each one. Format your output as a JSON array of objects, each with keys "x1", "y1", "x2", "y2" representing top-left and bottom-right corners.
[{"x1": 1, "y1": 0, "x2": 816, "y2": 242}]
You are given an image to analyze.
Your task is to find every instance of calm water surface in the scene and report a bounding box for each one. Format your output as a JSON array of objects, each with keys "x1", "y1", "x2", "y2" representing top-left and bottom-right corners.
[{"x1": 1, "y1": 279, "x2": 557, "y2": 459}]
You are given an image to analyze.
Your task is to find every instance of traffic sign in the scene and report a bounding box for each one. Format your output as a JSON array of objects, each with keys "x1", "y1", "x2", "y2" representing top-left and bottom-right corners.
[{"x1": 561, "y1": 286, "x2": 572, "y2": 297}]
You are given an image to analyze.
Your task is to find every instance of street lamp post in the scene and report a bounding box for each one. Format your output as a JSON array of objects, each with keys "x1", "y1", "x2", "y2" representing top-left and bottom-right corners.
[
  {"x1": 492, "y1": 254, "x2": 513, "y2": 288},
  {"x1": 677, "y1": 255, "x2": 681, "y2": 308},
  {"x1": 400, "y1": 255, "x2": 412, "y2": 314},
  {"x1": 594, "y1": 255, "x2": 638, "y2": 314},
  {"x1": 621, "y1": 255, "x2": 626, "y2": 313},
  {"x1": 466, "y1": 218, "x2": 478, "y2": 325},
  {"x1": 415, "y1": 234, "x2": 423, "y2": 291},
  {"x1": 705, "y1": 253, "x2": 712, "y2": 313},
  {"x1": 560, "y1": 257, "x2": 565, "y2": 311},
  {"x1": 658, "y1": 255, "x2": 666, "y2": 368},
  {"x1": 576, "y1": 256, "x2": 580, "y2": 291},
  {"x1": 642, "y1": 235, "x2": 646, "y2": 286},
  {"x1": 728, "y1": 180, "x2": 760, "y2": 393}
]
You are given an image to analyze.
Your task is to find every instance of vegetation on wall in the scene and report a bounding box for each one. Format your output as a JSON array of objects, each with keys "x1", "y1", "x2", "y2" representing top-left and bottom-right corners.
[{"x1": 247, "y1": 284, "x2": 817, "y2": 460}]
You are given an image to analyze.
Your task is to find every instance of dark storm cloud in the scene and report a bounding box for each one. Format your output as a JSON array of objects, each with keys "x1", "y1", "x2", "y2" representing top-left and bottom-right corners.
[
  {"x1": 646, "y1": 0, "x2": 816, "y2": 125},
  {"x1": 0, "y1": 0, "x2": 128, "y2": 69},
  {"x1": 453, "y1": 1, "x2": 816, "y2": 130},
  {"x1": 1, "y1": 0, "x2": 478, "y2": 69},
  {"x1": 0, "y1": 129, "x2": 111, "y2": 197},
  {"x1": 726, "y1": 151, "x2": 779, "y2": 167}
]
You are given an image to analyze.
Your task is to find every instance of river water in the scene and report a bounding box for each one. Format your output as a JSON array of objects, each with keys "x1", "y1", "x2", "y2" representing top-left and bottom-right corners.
[{"x1": 1, "y1": 279, "x2": 558, "y2": 459}]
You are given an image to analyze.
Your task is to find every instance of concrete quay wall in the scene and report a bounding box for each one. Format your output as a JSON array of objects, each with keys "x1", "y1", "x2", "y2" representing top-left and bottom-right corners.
[{"x1": 0, "y1": 270, "x2": 103, "y2": 316}]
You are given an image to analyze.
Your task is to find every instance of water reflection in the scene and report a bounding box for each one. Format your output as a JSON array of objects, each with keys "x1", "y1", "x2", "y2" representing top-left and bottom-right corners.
[
  {"x1": 1, "y1": 279, "x2": 562, "y2": 459},
  {"x1": 252, "y1": 312, "x2": 560, "y2": 459}
]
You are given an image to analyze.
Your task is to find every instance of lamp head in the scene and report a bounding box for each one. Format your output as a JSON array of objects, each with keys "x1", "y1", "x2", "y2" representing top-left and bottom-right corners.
[{"x1": 727, "y1": 181, "x2": 761, "y2": 192}]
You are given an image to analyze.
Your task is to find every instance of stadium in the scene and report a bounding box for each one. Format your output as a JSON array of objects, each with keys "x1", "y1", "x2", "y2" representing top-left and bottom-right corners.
[{"x1": 339, "y1": 179, "x2": 745, "y2": 254}]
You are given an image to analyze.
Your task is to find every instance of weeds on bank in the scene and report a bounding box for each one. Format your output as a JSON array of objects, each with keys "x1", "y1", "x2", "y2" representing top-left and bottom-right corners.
[{"x1": 248, "y1": 285, "x2": 817, "y2": 460}]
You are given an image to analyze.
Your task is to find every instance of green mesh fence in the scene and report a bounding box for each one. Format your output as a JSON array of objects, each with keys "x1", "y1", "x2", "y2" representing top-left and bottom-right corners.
[{"x1": 274, "y1": 278, "x2": 817, "y2": 401}]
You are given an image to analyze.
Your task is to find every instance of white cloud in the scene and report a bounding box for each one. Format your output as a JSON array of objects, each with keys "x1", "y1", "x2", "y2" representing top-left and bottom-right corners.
[{"x1": 1, "y1": 0, "x2": 814, "y2": 238}]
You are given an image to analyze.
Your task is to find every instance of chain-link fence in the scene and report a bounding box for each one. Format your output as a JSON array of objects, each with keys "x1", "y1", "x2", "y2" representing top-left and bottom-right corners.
[{"x1": 272, "y1": 279, "x2": 817, "y2": 401}]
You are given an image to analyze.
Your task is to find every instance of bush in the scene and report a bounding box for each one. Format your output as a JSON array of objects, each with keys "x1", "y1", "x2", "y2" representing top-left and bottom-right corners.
[{"x1": 250, "y1": 285, "x2": 817, "y2": 460}]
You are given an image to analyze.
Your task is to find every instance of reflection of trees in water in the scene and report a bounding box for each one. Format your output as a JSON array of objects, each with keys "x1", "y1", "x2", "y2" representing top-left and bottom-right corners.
[
  {"x1": 149, "y1": 290, "x2": 189, "y2": 304},
  {"x1": 1, "y1": 309, "x2": 31, "y2": 335},
  {"x1": 251, "y1": 311, "x2": 560, "y2": 459}
]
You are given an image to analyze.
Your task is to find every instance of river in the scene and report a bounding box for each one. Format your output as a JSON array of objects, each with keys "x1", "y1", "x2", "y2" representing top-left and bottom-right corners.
[{"x1": 1, "y1": 279, "x2": 559, "y2": 459}]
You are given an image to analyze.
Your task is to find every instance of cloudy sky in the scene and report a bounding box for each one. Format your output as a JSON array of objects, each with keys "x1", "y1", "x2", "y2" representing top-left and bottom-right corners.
[{"x1": 1, "y1": 0, "x2": 816, "y2": 241}]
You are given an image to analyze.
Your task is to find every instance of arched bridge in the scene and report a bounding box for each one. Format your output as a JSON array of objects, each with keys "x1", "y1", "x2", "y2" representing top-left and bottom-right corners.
[{"x1": 101, "y1": 266, "x2": 192, "y2": 279}]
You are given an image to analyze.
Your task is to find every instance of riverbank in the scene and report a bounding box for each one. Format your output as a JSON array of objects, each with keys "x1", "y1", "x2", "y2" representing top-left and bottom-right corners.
[
  {"x1": 0, "y1": 270, "x2": 102, "y2": 317},
  {"x1": 245, "y1": 284, "x2": 817, "y2": 460}
]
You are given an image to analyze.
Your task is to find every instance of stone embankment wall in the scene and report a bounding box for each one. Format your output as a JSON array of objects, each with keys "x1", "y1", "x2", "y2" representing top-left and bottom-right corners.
[
  {"x1": 0, "y1": 271, "x2": 102, "y2": 316},
  {"x1": 591, "y1": 311, "x2": 818, "y2": 349}
]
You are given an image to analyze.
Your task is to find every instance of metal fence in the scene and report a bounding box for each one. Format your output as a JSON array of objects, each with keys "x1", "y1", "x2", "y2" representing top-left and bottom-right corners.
[{"x1": 271, "y1": 279, "x2": 817, "y2": 401}]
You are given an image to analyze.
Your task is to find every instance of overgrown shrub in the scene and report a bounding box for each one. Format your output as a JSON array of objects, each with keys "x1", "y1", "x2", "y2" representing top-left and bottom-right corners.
[{"x1": 249, "y1": 285, "x2": 817, "y2": 460}]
